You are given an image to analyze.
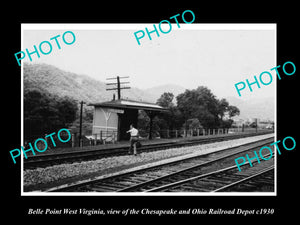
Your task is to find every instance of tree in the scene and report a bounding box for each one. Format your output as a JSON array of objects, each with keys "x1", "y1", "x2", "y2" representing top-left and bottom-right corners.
[
  {"x1": 138, "y1": 92, "x2": 184, "y2": 136},
  {"x1": 176, "y1": 86, "x2": 240, "y2": 129},
  {"x1": 176, "y1": 86, "x2": 220, "y2": 128},
  {"x1": 218, "y1": 98, "x2": 229, "y2": 120},
  {"x1": 137, "y1": 110, "x2": 161, "y2": 138},
  {"x1": 138, "y1": 87, "x2": 240, "y2": 135},
  {"x1": 24, "y1": 88, "x2": 78, "y2": 141},
  {"x1": 156, "y1": 92, "x2": 174, "y2": 108},
  {"x1": 183, "y1": 118, "x2": 203, "y2": 130},
  {"x1": 156, "y1": 92, "x2": 183, "y2": 130},
  {"x1": 55, "y1": 96, "x2": 78, "y2": 126},
  {"x1": 227, "y1": 105, "x2": 240, "y2": 118}
]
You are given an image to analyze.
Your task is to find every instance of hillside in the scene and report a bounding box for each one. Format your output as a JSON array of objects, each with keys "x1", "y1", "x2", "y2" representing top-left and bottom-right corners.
[
  {"x1": 145, "y1": 84, "x2": 187, "y2": 103},
  {"x1": 226, "y1": 96, "x2": 275, "y2": 121},
  {"x1": 23, "y1": 63, "x2": 275, "y2": 121},
  {"x1": 23, "y1": 63, "x2": 156, "y2": 104}
]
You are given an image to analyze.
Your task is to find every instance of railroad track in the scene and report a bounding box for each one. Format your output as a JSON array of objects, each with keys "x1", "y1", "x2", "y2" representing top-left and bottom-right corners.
[
  {"x1": 49, "y1": 136, "x2": 274, "y2": 192},
  {"x1": 147, "y1": 158, "x2": 274, "y2": 192},
  {"x1": 213, "y1": 166, "x2": 274, "y2": 192},
  {"x1": 25, "y1": 131, "x2": 272, "y2": 170}
]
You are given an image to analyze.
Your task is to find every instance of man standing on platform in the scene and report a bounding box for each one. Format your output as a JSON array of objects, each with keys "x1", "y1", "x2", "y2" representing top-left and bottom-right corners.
[{"x1": 127, "y1": 124, "x2": 139, "y2": 156}]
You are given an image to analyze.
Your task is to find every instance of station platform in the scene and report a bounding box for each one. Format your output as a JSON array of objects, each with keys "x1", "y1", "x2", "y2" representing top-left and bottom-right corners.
[{"x1": 24, "y1": 131, "x2": 274, "y2": 192}]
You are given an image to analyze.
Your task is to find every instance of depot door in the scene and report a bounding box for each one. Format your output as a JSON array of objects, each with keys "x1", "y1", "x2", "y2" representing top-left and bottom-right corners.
[{"x1": 118, "y1": 109, "x2": 138, "y2": 141}]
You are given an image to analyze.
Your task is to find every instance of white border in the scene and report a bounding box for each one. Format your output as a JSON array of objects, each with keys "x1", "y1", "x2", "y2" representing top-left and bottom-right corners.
[
  {"x1": 21, "y1": 23, "x2": 277, "y2": 196},
  {"x1": 21, "y1": 23, "x2": 276, "y2": 30}
]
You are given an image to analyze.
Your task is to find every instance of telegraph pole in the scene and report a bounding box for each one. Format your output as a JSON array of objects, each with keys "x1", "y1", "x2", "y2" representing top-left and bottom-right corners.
[
  {"x1": 79, "y1": 101, "x2": 85, "y2": 147},
  {"x1": 106, "y1": 76, "x2": 130, "y2": 100},
  {"x1": 117, "y1": 76, "x2": 121, "y2": 100}
]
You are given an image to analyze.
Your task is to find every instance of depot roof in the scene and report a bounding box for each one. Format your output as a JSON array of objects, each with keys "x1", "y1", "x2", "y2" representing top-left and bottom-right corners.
[{"x1": 89, "y1": 99, "x2": 168, "y2": 112}]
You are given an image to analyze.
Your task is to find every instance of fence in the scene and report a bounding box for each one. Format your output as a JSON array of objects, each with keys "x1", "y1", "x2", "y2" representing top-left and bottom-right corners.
[
  {"x1": 84, "y1": 130, "x2": 118, "y2": 146},
  {"x1": 139, "y1": 127, "x2": 271, "y2": 139},
  {"x1": 148, "y1": 128, "x2": 230, "y2": 139},
  {"x1": 25, "y1": 127, "x2": 271, "y2": 149}
]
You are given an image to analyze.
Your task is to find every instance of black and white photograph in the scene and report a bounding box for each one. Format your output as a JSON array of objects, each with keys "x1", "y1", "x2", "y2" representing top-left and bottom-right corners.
[
  {"x1": 3, "y1": 4, "x2": 298, "y2": 220},
  {"x1": 21, "y1": 24, "x2": 276, "y2": 195}
]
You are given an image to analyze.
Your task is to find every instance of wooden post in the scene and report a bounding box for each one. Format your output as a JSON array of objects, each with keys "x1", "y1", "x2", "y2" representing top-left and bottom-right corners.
[
  {"x1": 117, "y1": 76, "x2": 121, "y2": 100},
  {"x1": 71, "y1": 133, "x2": 75, "y2": 147},
  {"x1": 197, "y1": 128, "x2": 199, "y2": 136},
  {"x1": 175, "y1": 130, "x2": 178, "y2": 138},
  {"x1": 112, "y1": 131, "x2": 116, "y2": 144},
  {"x1": 94, "y1": 134, "x2": 97, "y2": 145},
  {"x1": 79, "y1": 101, "x2": 84, "y2": 147},
  {"x1": 149, "y1": 111, "x2": 154, "y2": 140}
]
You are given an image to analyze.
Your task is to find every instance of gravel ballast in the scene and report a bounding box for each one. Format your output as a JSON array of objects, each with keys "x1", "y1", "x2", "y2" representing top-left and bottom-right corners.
[{"x1": 23, "y1": 133, "x2": 274, "y2": 190}]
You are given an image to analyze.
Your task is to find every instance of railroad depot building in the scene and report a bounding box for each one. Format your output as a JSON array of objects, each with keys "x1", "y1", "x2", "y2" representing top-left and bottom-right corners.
[{"x1": 89, "y1": 99, "x2": 167, "y2": 141}]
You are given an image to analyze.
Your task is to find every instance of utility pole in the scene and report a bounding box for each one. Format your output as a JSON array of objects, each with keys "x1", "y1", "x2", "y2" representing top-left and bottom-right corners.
[
  {"x1": 106, "y1": 76, "x2": 130, "y2": 100},
  {"x1": 117, "y1": 76, "x2": 121, "y2": 100},
  {"x1": 79, "y1": 101, "x2": 85, "y2": 147}
]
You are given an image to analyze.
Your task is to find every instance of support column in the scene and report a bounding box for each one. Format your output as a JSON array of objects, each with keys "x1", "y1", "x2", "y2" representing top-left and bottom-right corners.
[{"x1": 148, "y1": 111, "x2": 154, "y2": 140}]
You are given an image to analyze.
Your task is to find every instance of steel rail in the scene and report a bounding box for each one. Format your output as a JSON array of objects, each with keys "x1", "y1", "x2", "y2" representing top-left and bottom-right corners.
[
  {"x1": 117, "y1": 139, "x2": 274, "y2": 192},
  {"x1": 48, "y1": 137, "x2": 274, "y2": 192},
  {"x1": 212, "y1": 165, "x2": 274, "y2": 192},
  {"x1": 145, "y1": 153, "x2": 274, "y2": 192}
]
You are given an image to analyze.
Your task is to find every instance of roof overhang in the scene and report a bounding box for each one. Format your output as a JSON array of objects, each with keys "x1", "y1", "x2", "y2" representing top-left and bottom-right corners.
[{"x1": 89, "y1": 99, "x2": 168, "y2": 112}]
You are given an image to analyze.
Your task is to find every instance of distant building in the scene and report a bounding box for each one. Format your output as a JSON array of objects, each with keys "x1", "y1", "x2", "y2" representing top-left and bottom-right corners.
[
  {"x1": 89, "y1": 99, "x2": 168, "y2": 141},
  {"x1": 232, "y1": 117, "x2": 274, "y2": 129}
]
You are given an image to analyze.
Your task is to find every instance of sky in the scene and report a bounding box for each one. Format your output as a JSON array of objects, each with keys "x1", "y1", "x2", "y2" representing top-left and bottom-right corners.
[{"x1": 22, "y1": 24, "x2": 276, "y2": 100}]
